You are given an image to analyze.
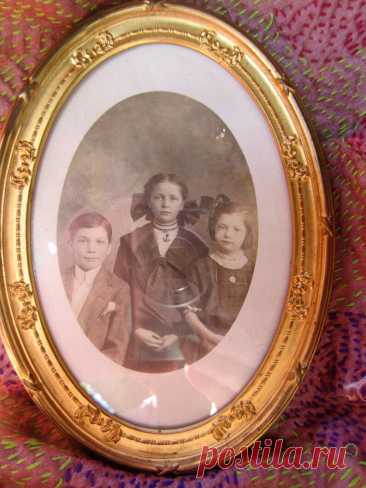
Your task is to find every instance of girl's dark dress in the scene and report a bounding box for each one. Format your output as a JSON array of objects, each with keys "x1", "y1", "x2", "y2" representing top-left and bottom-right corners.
[
  {"x1": 114, "y1": 223, "x2": 208, "y2": 372},
  {"x1": 189, "y1": 255, "x2": 254, "y2": 350}
]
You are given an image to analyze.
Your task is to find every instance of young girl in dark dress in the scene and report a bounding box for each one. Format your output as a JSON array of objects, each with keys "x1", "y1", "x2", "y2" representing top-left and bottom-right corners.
[
  {"x1": 114, "y1": 173, "x2": 208, "y2": 373},
  {"x1": 184, "y1": 198, "x2": 255, "y2": 356}
]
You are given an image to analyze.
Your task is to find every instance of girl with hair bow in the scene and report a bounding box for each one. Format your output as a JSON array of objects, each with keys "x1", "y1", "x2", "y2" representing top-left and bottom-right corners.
[
  {"x1": 114, "y1": 173, "x2": 209, "y2": 373},
  {"x1": 183, "y1": 195, "x2": 255, "y2": 356}
]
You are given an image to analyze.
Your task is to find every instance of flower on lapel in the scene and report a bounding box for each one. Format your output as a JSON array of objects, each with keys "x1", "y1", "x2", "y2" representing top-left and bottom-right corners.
[{"x1": 99, "y1": 301, "x2": 117, "y2": 318}]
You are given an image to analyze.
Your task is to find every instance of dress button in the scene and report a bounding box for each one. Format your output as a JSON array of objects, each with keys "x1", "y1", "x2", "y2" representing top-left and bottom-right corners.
[{"x1": 229, "y1": 275, "x2": 236, "y2": 283}]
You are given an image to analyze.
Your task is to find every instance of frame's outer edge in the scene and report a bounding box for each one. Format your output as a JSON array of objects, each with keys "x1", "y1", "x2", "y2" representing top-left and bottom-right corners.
[{"x1": 0, "y1": 2, "x2": 334, "y2": 472}]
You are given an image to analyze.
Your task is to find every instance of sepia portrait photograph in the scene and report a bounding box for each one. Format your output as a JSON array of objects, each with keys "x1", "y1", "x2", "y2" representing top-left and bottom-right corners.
[{"x1": 57, "y1": 91, "x2": 258, "y2": 375}]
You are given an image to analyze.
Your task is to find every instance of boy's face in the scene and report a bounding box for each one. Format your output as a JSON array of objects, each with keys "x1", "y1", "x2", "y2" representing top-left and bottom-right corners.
[{"x1": 70, "y1": 226, "x2": 111, "y2": 271}]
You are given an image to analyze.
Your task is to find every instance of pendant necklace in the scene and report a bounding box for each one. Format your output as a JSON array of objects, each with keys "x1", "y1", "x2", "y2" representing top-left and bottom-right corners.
[{"x1": 154, "y1": 222, "x2": 178, "y2": 243}]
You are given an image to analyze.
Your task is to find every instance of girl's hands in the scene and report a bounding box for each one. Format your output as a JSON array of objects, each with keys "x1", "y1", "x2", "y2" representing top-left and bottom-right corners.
[
  {"x1": 184, "y1": 309, "x2": 223, "y2": 347},
  {"x1": 160, "y1": 334, "x2": 179, "y2": 350},
  {"x1": 135, "y1": 328, "x2": 163, "y2": 350},
  {"x1": 201, "y1": 332, "x2": 224, "y2": 353},
  {"x1": 135, "y1": 329, "x2": 179, "y2": 351},
  {"x1": 205, "y1": 332, "x2": 223, "y2": 346}
]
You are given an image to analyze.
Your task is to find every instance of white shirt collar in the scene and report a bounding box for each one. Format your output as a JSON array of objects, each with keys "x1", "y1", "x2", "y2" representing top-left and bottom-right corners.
[{"x1": 73, "y1": 264, "x2": 101, "y2": 285}]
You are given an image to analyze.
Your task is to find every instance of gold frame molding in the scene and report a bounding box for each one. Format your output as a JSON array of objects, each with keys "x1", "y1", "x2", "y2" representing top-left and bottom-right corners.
[{"x1": 0, "y1": 2, "x2": 333, "y2": 473}]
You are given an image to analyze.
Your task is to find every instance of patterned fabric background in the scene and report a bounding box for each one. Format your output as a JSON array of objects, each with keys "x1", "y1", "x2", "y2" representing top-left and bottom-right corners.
[{"x1": 0, "y1": 0, "x2": 366, "y2": 486}]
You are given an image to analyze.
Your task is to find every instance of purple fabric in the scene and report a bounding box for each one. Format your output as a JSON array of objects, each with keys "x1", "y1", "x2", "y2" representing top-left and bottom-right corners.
[{"x1": 0, "y1": 0, "x2": 365, "y2": 485}]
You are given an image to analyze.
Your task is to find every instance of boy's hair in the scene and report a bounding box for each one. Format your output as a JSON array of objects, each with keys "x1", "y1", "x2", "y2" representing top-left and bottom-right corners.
[
  {"x1": 209, "y1": 200, "x2": 253, "y2": 249},
  {"x1": 69, "y1": 212, "x2": 112, "y2": 243}
]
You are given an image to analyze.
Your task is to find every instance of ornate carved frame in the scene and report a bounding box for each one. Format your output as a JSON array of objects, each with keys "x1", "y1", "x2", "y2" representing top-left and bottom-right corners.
[{"x1": 0, "y1": 2, "x2": 333, "y2": 473}]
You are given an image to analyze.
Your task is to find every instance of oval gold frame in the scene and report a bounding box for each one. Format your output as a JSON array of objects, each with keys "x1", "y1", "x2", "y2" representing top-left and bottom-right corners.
[{"x1": 0, "y1": 2, "x2": 333, "y2": 473}]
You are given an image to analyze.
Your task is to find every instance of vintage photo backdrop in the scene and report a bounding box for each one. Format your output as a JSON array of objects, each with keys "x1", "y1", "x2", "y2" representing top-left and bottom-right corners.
[{"x1": 57, "y1": 91, "x2": 258, "y2": 269}]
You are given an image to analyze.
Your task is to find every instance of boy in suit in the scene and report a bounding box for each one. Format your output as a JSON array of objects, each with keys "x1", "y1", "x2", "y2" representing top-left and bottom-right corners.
[{"x1": 62, "y1": 212, "x2": 130, "y2": 366}]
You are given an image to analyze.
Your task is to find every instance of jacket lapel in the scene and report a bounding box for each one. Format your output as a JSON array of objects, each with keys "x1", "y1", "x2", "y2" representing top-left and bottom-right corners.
[
  {"x1": 78, "y1": 267, "x2": 113, "y2": 323},
  {"x1": 166, "y1": 227, "x2": 202, "y2": 273},
  {"x1": 129, "y1": 224, "x2": 207, "y2": 274},
  {"x1": 131, "y1": 224, "x2": 161, "y2": 269}
]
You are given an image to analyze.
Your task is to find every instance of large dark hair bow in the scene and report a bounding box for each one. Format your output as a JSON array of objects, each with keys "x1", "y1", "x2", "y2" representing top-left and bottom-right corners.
[
  {"x1": 130, "y1": 193, "x2": 214, "y2": 226},
  {"x1": 210, "y1": 194, "x2": 231, "y2": 213}
]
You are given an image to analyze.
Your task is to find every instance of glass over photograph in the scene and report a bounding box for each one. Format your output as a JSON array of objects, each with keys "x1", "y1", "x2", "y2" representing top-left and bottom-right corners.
[{"x1": 57, "y1": 91, "x2": 258, "y2": 374}]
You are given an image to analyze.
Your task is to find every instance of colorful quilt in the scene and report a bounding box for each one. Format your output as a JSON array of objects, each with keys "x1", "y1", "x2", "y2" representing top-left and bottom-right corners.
[{"x1": 0, "y1": 0, "x2": 366, "y2": 486}]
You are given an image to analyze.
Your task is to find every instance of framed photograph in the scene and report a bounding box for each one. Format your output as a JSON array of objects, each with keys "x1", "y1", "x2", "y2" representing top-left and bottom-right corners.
[{"x1": 0, "y1": 2, "x2": 333, "y2": 472}]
